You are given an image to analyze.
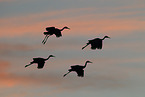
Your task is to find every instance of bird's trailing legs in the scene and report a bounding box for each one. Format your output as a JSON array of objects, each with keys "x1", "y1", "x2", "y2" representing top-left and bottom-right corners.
[
  {"x1": 42, "y1": 35, "x2": 49, "y2": 44},
  {"x1": 25, "y1": 64, "x2": 31, "y2": 68},
  {"x1": 82, "y1": 43, "x2": 89, "y2": 50},
  {"x1": 63, "y1": 71, "x2": 71, "y2": 77},
  {"x1": 25, "y1": 62, "x2": 33, "y2": 68}
]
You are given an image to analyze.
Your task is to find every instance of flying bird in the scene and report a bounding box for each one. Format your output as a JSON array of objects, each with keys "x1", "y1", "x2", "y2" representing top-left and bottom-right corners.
[
  {"x1": 63, "y1": 61, "x2": 92, "y2": 77},
  {"x1": 25, "y1": 55, "x2": 55, "y2": 69},
  {"x1": 42, "y1": 26, "x2": 70, "y2": 44},
  {"x1": 82, "y1": 36, "x2": 110, "y2": 50}
]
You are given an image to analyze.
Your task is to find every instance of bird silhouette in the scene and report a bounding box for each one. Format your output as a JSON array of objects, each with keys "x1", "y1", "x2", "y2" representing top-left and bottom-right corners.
[
  {"x1": 25, "y1": 55, "x2": 55, "y2": 69},
  {"x1": 82, "y1": 36, "x2": 110, "y2": 50},
  {"x1": 42, "y1": 26, "x2": 70, "y2": 44},
  {"x1": 63, "y1": 61, "x2": 92, "y2": 77}
]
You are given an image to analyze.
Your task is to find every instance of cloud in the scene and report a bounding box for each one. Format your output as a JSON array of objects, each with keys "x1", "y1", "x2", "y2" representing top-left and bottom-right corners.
[
  {"x1": 0, "y1": 43, "x2": 37, "y2": 57},
  {"x1": 1, "y1": 54, "x2": 145, "y2": 93},
  {"x1": 0, "y1": 58, "x2": 123, "y2": 89},
  {"x1": 0, "y1": 65, "x2": 61, "y2": 88},
  {"x1": 0, "y1": 60, "x2": 10, "y2": 70},
  {"x1": 0, "y1": 57, "x2": 130, "y2": 90},
  {"x1": 0, "y1": 43, "x2": 34, "y2": 51},
  {"x1": 0, "y1": 7, "x2": 145, "y2": 38},
  {"x1": 0, "y1": 60, "x2": 14, "y2": 87},
  {"x1": 0, "y1": 6, "x2": 145, "y2": 92}
]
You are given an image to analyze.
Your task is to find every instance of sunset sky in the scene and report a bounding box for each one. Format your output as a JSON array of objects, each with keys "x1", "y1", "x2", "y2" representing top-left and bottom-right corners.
[{"x1": 1, "y1": 0, "x2": 145, "y2": 97}]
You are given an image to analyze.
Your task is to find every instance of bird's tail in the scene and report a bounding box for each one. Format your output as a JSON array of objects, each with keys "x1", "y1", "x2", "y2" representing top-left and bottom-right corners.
[
  {"x1": 63, "y1": 71, "x2": 71, "y2": 77},
  {"x1": 82, "y1": 43, "x2": 89, "y2": 50}
]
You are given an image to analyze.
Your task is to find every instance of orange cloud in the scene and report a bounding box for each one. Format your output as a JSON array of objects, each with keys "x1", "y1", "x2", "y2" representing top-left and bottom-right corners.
[
  {"x1": 0, "y1": 8, "x2": 145, "y2": 38},
  {"x1": 0, "y1": 60, "x2": 15, "y2": 87},
  {"x1": 0, "y1": 43, "x2": 35, "y2": 51},
  {"x1": 0, "y1": 55, "x2": 144, "y2": 90},
  {"x1": 0, "y1": 8, "x2": 95, "y2": 37},
  {"x1": 0, "y1": 58, "x2": 126, "y2": 89},
  {"x1": 0, "y1": 60, "x2": 10, "y2": 70}
]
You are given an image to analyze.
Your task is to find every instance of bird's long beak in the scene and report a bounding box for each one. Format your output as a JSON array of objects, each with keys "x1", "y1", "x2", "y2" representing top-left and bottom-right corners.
[
  {"x1": 88, "y1": 61, "x2": 92, "y2": 63},
  {"x1": 67, "y1": 28, "x2": 70, "y2": 30}
]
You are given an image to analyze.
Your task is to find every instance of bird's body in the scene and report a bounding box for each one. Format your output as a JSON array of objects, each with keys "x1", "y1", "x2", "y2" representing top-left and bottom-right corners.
[
  {"x1": 82, "y1": 36, "x2": 110, "y2": 50},
  {"x1": 70, "y1": 65, "x2": 84, "y2": 70},
  {"x1": 25, "y1": 55, "x2": 55, "y2": 69},
  {"x1": 63, "y1": 61, "x2": 92, "y2": 77},
  {"x1": 33, "y1": 57, "x2": 46, "y2": 62},
  {"x1": 42, "y1": 26, "x2": 70, "y2": 44},
  {"x1": 69, "y1": 65, "x2": 85, "y2": 77},
  {"x1": 88, "y1": 38, "x2": 103, "y2": 49},
  {"x1": 44, "y1": 27, "x2": 62, "y2": 37}
]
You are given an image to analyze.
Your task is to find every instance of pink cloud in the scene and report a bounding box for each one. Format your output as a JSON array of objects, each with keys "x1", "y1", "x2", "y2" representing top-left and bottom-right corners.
[
  {"x1": 0, "y1": 58, "x2": 127, "y2": 89},
  {"x1": 0, "y1": 60, "x2": 15, "y2": 87},
  {"x1": 0, "y1": 56, "x2": 144, "y2": 91},
  {"x1": 0, "y1": 43, "x2": 35, "y2": 51},
  {"x1": 0, "y1": 60, "x2": 10, "y2": 70},
  {"x1": 0, "y1": 8, "x2": 145, "y2": 38}
]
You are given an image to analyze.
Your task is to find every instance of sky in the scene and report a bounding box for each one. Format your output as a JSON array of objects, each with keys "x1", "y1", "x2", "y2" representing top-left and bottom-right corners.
[{"x1": 0, "y1": 0, "x2": 145, "y2": 97}]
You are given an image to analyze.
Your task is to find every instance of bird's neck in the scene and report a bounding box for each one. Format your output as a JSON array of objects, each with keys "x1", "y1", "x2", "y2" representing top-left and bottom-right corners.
[
  {"x1": 60, "y1": 27, "x2": 65, "y2": 31},
  {"x1": 102, "y1": 36, "x2": 106, "y2": 40},
  {"x1": 83, "y1": 62, "x2": 88, "y2": 68},
  {"x1": 46, "y1": 56, "x2": 51, "y2": 60}
]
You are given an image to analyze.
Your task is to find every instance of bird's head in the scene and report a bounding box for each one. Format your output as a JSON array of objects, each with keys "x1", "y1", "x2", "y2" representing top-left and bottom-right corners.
[
  {"x1": 43, "y1": 32, "x2": 48, "y2": 35},
  {"x1": 46, "y1": 55, "x2": 55, "y2": 60},
  {"x1": 86, "y1": 60, "x2": 93, "y2": 64},
  {"x1": 64, "y1": 26, "x2": 70, "y2": 30},
  {"x1": 104, "y1": 36, "x2": 110, "y2": 39},
  {"x1": 49, "y1": 55, "x2": 55, "y2": 57},
  {"x1": 84, "y1": 60, "x2": 92, "y2": 67}
]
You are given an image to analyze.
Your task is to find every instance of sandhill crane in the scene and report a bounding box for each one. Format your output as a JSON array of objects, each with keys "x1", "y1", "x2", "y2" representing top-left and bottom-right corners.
[
  {"x1": 82, "y1": 36, "x2": 110, "y2": 50},
  {"x1": 25, "y1": 55, "x2": 55, "y2": 69},
  {"x1": 63, "y1": 61, "x2": 92, "y2": 77},
  {"x1": 42, "y1": 26, "x2": 70, "y2": 44}
]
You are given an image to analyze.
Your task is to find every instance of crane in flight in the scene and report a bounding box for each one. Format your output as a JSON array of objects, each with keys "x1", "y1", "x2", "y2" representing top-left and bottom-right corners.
[
  {"x1": 25, "y1": 55, "x2": 55, "y2": 69},
  {"x1": 42, "y1": 26, "x2": 70, "y2": 44},
  {"x1": 63, "y1": 61, "x2": 92, "y2": 77},
  {"x1": 82, "y1": 36, "x2": 110, "y2": 50}
]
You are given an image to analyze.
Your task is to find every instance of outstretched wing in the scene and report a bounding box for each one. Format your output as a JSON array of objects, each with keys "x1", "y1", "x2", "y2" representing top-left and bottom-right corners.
[
  {"x1": 33, "y1": 58, "x2": 44, "y2": 62},
  {"x1": 54, "y1": 30, "x2": 62, "y2": 37},
  {"x1": 89, "y1": 38, "x2": 102, "y2": 49},
  {"x1": 33, "y1": 57, "x2": 41, "y2": 60},
  {"x1": 71, "y1": 65, "x2": 83, "y2": 70},
  {"x1": 76, "y1": 69, "x2": 84, "y2": 77},
  {"x1": 37, "y1": 62, "x2": 45, "y2": 69},
  {"x1": 46, "y1": 27, "x2": 55, "y2": 31}
]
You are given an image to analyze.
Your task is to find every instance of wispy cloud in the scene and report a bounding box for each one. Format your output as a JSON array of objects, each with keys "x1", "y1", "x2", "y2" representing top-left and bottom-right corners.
[
  {"x1": 1, "y1": 53, "x2": 145, "y2": 95},
  {"x1": 0, "y1": 7, "x2": 145, "y2": 38}
]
